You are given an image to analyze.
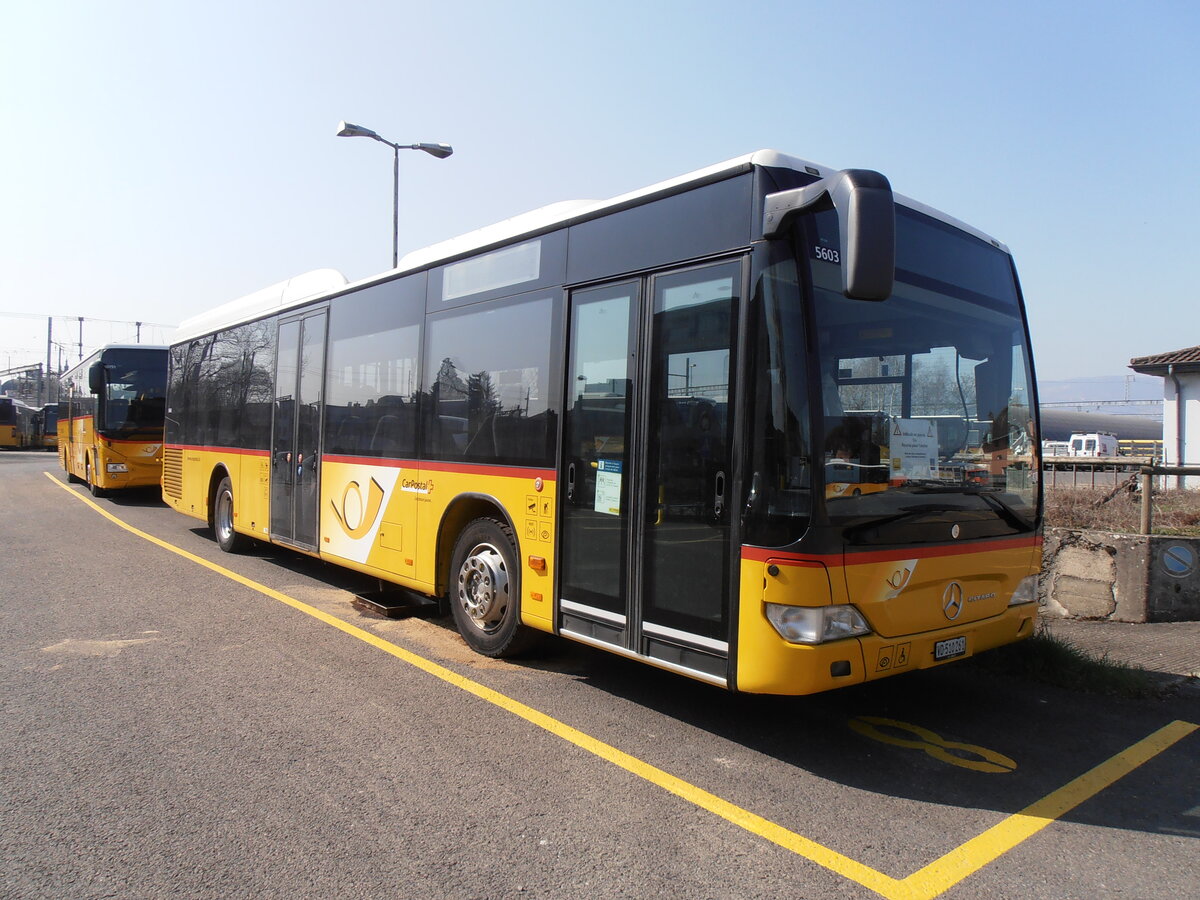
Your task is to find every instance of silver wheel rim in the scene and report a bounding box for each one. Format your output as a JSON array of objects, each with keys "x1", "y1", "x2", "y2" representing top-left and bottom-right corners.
[
  {"x1": 456, "y1": 541, "x2": 509, "y2": 633},
  {"x1": 216, "y1": 490, "x2": 234, "y2": 544}
]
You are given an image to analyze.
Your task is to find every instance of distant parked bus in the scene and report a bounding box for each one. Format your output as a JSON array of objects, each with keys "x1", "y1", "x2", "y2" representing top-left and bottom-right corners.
[
  {"x1": 59, "y1": 345, "x2": 169, "y2": 495},
  {"x1": 0, "y1": 396, "x2": 37, "y2": 449},
  {"x1": 38, "y1": 403, "x2": 59, "y2": 450}
]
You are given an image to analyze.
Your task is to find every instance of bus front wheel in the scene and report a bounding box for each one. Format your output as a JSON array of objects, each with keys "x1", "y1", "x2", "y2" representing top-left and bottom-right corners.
[
  {"x1": 214, "y1": 476, "x2": 248, "y2": 553},
  {"x1": 449, "y1": 518, "x2": 536, "y2": 658},
  {"x1": 86, "y1": 459, "x2": 105, "y2": 498}
]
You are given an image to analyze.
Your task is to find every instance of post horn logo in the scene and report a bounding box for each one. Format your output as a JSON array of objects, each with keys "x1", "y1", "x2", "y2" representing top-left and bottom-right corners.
[
  {"x1": 331, "y1": 477, "x2": 385, "y2": 539},
  {"x1": 887, "y1": 567, "x2": 913, "y2": 592},
  {"x1": 942, "y1": 582, "x2": 964, "y2": 620}
]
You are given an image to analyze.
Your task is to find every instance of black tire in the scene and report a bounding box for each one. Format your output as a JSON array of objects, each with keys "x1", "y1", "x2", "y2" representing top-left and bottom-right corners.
[
  {"x1": 448, "y1": 517, "x2": 536, "y2": 658},
  {"x1": 86, "y1": 459, "x2": 105, "y2": 497},
  {"x1": 213, "y1": 476, "x2": 249, "y2": 553}
]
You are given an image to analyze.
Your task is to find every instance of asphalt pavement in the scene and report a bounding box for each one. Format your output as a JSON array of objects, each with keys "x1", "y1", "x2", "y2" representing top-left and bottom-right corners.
[{"x1": 1039, "y1": 614, "x2": 1200, "y2": 681}]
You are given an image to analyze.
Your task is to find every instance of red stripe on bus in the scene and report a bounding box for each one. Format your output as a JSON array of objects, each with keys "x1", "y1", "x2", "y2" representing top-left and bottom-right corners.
[
  {"x1": 164, "y1": 444, "x2": 269, "y2": 457},
  {"x1": 322, "y1": 454, "x2": 413, "y2": 469}
]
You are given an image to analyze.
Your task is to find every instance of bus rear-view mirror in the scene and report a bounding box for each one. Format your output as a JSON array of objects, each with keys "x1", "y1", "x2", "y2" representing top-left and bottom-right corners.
[
  {"x1": 763, "y1": 169, "x2": 895, "y2": 301},
  {"x1": 88, "y1": 363, "x2": 106, "y2": 394}
]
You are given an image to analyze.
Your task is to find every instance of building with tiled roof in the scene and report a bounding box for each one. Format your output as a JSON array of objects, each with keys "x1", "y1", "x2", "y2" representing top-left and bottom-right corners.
[
  {"x1": 1129, "y1": 345, "x2": 1200, "y2": 486},
  {"x1": 1129, "y1": 345, "x2": 1200, "y2": 372}
]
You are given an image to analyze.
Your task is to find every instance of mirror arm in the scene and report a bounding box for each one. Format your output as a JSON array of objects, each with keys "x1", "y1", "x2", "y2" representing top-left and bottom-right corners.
[{"x1": 762, "y1": 169, "x2": 895, "y2": 301}]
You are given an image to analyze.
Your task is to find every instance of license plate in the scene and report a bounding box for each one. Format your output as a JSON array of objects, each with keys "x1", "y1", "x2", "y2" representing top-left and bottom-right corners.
[{"x1": 934, "y1": 636, "x2": 967, "y2": 660}]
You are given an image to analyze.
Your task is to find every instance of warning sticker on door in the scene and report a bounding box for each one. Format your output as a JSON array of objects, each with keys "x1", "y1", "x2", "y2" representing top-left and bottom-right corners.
[
  {"x1": 594, "y1": 459, "x2": 622, "y2": 516},
  {"x1": 890, "y1": 418, "x2": 938, "y2": 481}
]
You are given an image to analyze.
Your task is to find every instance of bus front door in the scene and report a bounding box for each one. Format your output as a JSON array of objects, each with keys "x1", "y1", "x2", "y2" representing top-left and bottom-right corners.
[
  {"x1": 559, "y1": 260, "x2": 740, "y2": 681},
  {"x1": 270, "y1": 309, "x2": 328, "y2": 550}
]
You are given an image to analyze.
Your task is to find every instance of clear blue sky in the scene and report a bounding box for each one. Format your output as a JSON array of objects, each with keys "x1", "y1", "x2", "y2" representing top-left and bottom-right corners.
[{"x1": 2, "y1": 0, "x2": 1197, "y2": 388}]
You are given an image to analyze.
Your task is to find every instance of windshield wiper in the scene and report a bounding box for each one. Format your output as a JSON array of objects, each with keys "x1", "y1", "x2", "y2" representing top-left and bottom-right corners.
[
  {"x1": 898, "y1": 480, "x2": 1033, "y2": 530},
  {"x1": 844, "y1": 503, "x2": 971, "y2": 538},
  {"x1": 968, "y1": 489, "x2": 1034, "y2": 531}
]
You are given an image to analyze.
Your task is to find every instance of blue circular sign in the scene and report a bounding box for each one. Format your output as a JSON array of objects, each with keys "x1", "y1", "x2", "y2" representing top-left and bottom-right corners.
[{"x1": 1162, "y1": 544, "x2": 1196, "y2": 578}]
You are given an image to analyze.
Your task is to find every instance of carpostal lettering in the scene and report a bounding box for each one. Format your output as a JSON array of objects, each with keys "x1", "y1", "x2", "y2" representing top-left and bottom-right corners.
[{"x1": 401, "y1": 478, "x2": 433, "y2": 495}]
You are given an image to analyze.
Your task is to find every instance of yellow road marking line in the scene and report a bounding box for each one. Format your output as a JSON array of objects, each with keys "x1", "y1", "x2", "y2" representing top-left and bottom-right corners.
[
  {"x1": 903, "y1": 718, "x2": 1197, "y2": 897},
  {"x1": 45, "y1": 472, "x2": 1198, "y2": 900}
]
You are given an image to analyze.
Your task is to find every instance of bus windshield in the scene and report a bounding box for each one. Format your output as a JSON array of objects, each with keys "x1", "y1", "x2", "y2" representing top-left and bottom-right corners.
[
  {"x1": 100, "y1": 349, "x2": 168, "y2": 437},
  {"x1": 809, "y1": 206, "x2": 1038, "y2": 544}
]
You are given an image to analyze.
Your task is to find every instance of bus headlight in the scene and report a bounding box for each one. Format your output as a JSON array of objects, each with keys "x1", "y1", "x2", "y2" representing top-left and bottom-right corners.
[
  {"x1": 1009, "y1": 575, "x2": 1038, "y2": 606},
  {"x1": 765, "y1": 604, "x2": 871, "y2": 644},
  {"x1": 106, "y1": 462, "x2": 129, "y2": 473}
]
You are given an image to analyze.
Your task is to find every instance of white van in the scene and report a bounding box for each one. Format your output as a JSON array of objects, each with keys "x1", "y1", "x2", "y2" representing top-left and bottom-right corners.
[{"x1": 1068, "y1": 432, "x2": 1118, "y2": 457}]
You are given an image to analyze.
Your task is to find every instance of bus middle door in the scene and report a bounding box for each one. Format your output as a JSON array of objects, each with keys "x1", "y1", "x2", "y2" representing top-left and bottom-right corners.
[{"x1": 270, "y1": 309, "x2": 328, "y2": 550}]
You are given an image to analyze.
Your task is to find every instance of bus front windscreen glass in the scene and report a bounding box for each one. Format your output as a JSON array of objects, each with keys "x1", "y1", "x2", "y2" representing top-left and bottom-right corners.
[
  {"x1": 101, "y1": 349, "x2": 167, "y2": 437},
  {"x1": 808, "y1": 206, "x2": 1038, "y2": 543}
]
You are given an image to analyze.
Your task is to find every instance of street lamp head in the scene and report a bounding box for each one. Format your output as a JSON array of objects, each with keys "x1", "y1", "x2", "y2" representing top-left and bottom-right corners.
[
  {"x1": 414, "y1": 142, "x2": 453, "y2": 159},
  {"x1": 336, "y1": 120, "x2": 380, "y2": 140}
]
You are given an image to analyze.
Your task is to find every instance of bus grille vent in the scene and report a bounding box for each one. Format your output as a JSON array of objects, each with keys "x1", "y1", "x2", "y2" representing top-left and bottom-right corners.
[{"x1": 163, "y1": 447, "x2": 183, "y2": 499}]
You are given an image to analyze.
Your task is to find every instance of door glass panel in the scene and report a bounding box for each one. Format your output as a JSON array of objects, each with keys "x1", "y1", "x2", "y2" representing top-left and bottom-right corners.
[
  {"x1": 293, "y1": 311, "x2": 326, "y2": 547},
  {"x1": 270, "y1": 320, "x2": 300, "y2": 540},
  {"x1": 643, "y1": 262, "x2": 739, "y2": 641},
  {"x1": 560, "y1": 282, "x2": 636, "y2": 617},
  {"x1": 270, "y1": 313, "x2": 326, "y2": 547}
]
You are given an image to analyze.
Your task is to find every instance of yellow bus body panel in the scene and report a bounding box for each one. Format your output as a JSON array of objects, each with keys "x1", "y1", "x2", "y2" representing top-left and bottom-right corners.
[
  {"x1": 736, "y1": 540, "x2": 1040, "y2": 695},
  {"x1": 169, "y1": 452, "x2": 559, "y2": 634},
  {"x1": 162, "y1": 448, "x2": 272, "y2": 541},
  {"x1": 61, "y1": 416, "x2": 163, "y2": 490},
  {"x1": 317, "y1": 459, "x2": 557, "y2": 633}
]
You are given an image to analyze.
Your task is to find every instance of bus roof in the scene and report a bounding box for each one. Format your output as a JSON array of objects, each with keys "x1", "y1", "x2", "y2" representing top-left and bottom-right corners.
[
  {"x1": 172, "y1": 149, "x2": 1011, "y2": 345},
  {"x1": 60, "y1": 344, "x2": 170, "y2": 379}
]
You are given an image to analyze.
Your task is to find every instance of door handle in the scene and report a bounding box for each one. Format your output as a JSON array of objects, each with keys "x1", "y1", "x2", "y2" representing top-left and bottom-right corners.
[
  {"x1": 567, "y1": 461, "x2": 576, "y2": 502},
  {"x1": 714, "y1": 469, "x2": 726, "y2": 518}
]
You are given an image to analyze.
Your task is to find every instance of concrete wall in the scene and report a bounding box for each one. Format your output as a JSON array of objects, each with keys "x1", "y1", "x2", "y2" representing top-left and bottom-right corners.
[{"x1": 1041, "y1": 527, "x2": 1200, "y2": 622}]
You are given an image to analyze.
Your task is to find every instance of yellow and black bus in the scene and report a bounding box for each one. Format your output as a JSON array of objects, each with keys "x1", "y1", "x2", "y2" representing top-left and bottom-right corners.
[
  {"x1": 0, "y1": 396, "x2": 37, "y2": 449},
  {"x1": 60, "y1": 345, "x2": 168, "y2": 495},
  {"x1": 38, "y1": 403, "x2": 59, "y2": 450},
  {"x1": 164, "y1": 151, "x2": 1041, "y2": 695}
]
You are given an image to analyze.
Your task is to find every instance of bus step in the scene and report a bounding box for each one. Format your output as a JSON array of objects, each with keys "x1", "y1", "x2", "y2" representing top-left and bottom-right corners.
[{"x1": 352, "y1": 589, "x2": 442, "y2": 619}]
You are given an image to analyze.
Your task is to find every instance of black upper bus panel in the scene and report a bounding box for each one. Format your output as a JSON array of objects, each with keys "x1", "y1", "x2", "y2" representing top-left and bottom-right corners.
[{"x1": 566, "y1": 174, "x2": 753, "y2": 284}]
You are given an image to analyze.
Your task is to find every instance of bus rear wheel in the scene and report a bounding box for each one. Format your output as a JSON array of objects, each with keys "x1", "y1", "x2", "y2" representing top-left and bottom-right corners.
[
  {"x1": 449, "y1": 518, "x2": 536, "y2": 658},
  {"x1": 214, "y1": 476, "x2": 249, "y2": 553}
]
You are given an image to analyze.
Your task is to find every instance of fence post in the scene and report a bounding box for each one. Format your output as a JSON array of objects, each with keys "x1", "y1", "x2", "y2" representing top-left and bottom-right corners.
[{"x1": 1140, "y1": 469, "x2": 1153, "y2": 535}]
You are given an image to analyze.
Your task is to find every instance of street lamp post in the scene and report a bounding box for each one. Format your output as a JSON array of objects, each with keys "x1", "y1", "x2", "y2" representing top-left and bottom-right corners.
[{"x1": 336, "y1": 121, "x2": 453, "y2": 269}]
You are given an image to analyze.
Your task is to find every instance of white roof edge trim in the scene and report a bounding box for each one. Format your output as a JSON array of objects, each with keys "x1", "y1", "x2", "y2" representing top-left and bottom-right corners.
[
  {"x1": 894, "y1": 192, "x2": 1010, "y2": 255},
  {"x1": 92, "y1": 344, "x2": 171, "y2": 352},
  {"x1": 172, "y1": 268, "x2": 348, "y2": 344},
  {"x1": 171, "y1": 151, "x2": 1011, "y2": 346},
  {"x1": 395, "y1": 150, "x2": 832, "y2": 274}
]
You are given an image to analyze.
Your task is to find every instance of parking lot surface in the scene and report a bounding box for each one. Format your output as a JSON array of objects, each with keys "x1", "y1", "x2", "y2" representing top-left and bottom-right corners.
[{"x1": 3, "y1": 451, "x2": 1198, "y2": 899}]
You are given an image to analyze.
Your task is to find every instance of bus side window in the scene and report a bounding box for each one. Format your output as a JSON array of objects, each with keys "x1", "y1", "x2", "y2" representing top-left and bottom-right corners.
[{"x1": 423, "y1": 292, "x2": 557, "y2": 468}]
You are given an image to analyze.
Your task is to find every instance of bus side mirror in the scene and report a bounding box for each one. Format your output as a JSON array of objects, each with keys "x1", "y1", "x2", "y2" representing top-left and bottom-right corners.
[
  {"x1": 88, "y1": 363, "x2": 106, "y2": 394},
  {"x1": 763, "y1": 169, "x2": 895, "y2": 301}
]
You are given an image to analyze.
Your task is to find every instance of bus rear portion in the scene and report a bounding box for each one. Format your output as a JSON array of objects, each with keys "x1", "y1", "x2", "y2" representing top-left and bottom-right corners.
[
  {"x1": 737, "y1": 193, "x2": 1040, "y2": 695},
  {"x1": 0, "y1": 397, "x2": 36, "y2": 449}
]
